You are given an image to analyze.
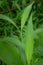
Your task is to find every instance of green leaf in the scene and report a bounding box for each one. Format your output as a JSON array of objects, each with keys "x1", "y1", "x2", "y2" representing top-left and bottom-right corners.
[
  {"x1": 0, "y1": 14, "x2": 18, "y2": 30},
  {"x1": 38, "y1": 24, "x2": 43, "y2": 46},
  {"x1": 34, "y1": 28, "x2": 43, "y2": 34},
  {"x1": 34, "y1": 46, "x2": 43, "y2": 56},
  {"x1": 25, "y1": 14, "x2": 34, "y2": 65},
  {"x1": 35, "y1": 59, "x2": 43, "y2": 65},
  {"x1": 34, "y1": 28, "x2": 43, "y2": 39},
  {"x1": 21, "y1": 4, "x2": 32, "y2": 30},
  {"x1": 0, "y1": 36, "x2": 25, "y2": 65}
]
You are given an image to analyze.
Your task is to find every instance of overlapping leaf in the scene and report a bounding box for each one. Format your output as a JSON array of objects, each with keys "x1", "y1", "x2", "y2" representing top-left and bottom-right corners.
[
  {"x1": 24, "y1": 14, "x2": 34, "y2": 65},
  {"x1": 0, "y1": 36, "x2": 27, "y2": 65}
]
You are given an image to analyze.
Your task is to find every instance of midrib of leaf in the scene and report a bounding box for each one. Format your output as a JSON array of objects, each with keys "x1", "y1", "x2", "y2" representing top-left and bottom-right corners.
[{"x1": 25, "y1": 14, "x2": 34, "y2": 65}]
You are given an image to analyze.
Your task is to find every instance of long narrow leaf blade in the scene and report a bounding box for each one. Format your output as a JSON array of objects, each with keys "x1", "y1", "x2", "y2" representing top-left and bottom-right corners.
[
  {"x1": 0, "y1": 14, "x2": 18, "y2": 29},
  {"x1": 21, "y1": 4, "x2": 32, "y2": 30},
  {"x1": 25, "y1": 14, "x2": 34, "y2": 65}
]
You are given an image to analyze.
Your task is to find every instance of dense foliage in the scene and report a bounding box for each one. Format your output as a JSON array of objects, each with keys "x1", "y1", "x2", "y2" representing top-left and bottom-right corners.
[{"x1": 0, "y1": 0, "x2": 43, "y2": 65}]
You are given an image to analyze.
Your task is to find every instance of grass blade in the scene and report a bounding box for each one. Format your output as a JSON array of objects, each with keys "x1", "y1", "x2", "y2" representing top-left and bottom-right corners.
[
  {"x1": 0, "y1": 14, "x2": 19, "y2": 30},
  {"x1": 25, "y1": 14, "x2": 34, "y2": 65},
  {"x1": 21, "y1": 4, "x2": 32, "y2": 30}
]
